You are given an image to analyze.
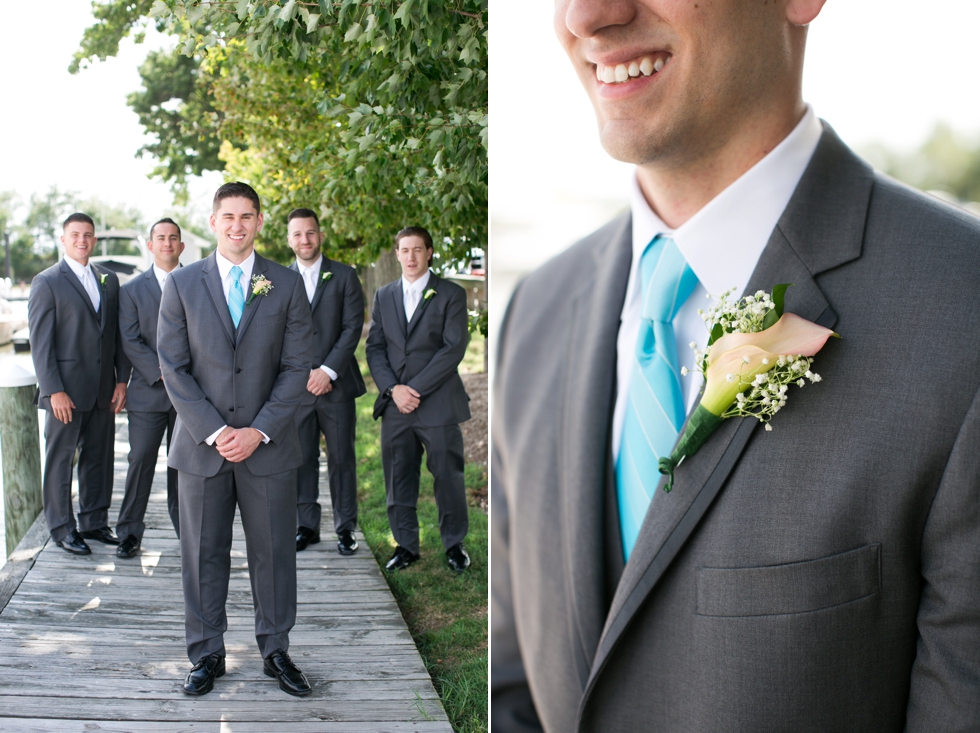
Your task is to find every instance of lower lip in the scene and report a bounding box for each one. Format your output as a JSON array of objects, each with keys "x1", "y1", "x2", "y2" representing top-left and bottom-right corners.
[{"x1": 596, "y1": 65, "x2": 666, "y2": 100}]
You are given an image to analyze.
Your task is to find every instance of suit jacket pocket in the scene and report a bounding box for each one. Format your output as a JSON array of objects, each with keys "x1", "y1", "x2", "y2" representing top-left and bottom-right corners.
[{"x1": 696, "y1": 543, "x2": 880, "y2": 617}]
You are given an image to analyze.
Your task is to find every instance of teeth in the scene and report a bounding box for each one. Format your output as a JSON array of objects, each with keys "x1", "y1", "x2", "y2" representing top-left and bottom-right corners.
[{"x1": 597, "y1": 55, "x2": 667, "y2": 84}]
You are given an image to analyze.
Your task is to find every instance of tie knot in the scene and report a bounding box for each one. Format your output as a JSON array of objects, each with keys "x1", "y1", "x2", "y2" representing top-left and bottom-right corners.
[
  {"x1": 230, "y1": 265, "x2": 242, "y2": 278},
  {"x1": 639, "y1": 236, "x2": 698, "y2": 323}
]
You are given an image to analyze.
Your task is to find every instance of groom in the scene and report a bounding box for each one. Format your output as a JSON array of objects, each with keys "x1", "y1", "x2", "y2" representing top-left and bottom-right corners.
[
  {"x1": 493, "y1": 1, "x2": 980, "y2": 731},
  {"x1": 158, "y1": 182, "x2": 314, "y2": 697}
]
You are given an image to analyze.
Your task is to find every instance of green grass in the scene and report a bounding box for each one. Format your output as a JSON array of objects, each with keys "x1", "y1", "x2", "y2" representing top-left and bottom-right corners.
[{"x1": 354, "y1": 339, "x2": 488, "y2": 733}]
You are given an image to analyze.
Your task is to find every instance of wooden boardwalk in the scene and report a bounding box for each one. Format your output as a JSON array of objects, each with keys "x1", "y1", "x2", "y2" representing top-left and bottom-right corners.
[{"x1": 0, "y1": 415, "x2": 452, "y2": 732}]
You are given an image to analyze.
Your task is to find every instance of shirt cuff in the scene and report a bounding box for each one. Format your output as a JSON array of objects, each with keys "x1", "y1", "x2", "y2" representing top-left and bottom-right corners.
[
  {"x1": 319, "y1": 365, "x2": 338, "y2": 381},
  {"x1": 205, "y1": 426, "x2": 227, "y2": 446},
  {"x1": 257, "y1": 430, "x2": 270, "y2": 444}
]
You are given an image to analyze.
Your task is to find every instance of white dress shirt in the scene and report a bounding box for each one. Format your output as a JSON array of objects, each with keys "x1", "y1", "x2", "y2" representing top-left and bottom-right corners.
[
  {"x1": 152, "y1": 264, "x2": 175, "y2": 291},
  {"x1": 612, "y1": 106, "x2": 823, "y2": 456},
  {"x1": 206, "y1": 249, "x2": 268, "y2": 446},
  {"x1": 64, "y1": 256, "x2": 101, "y2": 311},
  {"x1": 296, "y1": 255, "x2": 338, "y2": 381},
  {"x1": 403, "y1": 269, "x2": 432, "y2": 322}
]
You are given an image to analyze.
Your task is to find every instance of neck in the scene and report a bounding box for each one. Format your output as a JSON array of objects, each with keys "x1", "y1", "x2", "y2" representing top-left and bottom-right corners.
[
  {"x1": 155, "y1": 260, "x2": 179, "y2": 273},
  {"x1": 298, "y1": 254, "x2": 321, "y2": 267},
  {"x1": 66, "y1": 255, "x2": 90, "y2": 267},
  {"x1": 636, "y1": 100, "x2": 807, "y2": 229},
  {"x1": 218, "y1": 246, "x2": 253, "y2": 265}
]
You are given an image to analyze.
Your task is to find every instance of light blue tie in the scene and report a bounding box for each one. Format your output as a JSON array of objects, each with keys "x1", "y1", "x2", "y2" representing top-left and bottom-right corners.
[
  {"x1": 228, "y1": 265, "x2": 245, "y2": 328},
  {"x1": 616, "y1": 236, "x2": 699, "y2": 559}
]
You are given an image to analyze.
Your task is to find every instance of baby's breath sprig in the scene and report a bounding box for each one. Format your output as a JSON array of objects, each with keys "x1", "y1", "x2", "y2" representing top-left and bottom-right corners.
[
  {"x1": 693, "y1": 287, "x2": 778, "y2": 375},
  {"x1": 721, "y1": 354, "x2": 822, "y2": 430}
]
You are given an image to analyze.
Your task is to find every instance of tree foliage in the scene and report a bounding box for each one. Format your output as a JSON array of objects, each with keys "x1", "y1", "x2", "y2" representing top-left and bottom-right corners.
[{"x1": 72, "y1": 0, "x2": 488, "y2": 270}]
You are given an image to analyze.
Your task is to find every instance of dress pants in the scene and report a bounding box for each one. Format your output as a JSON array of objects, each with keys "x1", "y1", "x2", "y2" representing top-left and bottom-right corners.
[
  {"x1": 116, "y1": 408, "x2": 179, "y2": 540},
  {"x1": 42, "y1": 405, "x2": 114, "y2": 543},
  {"x1": 380, "y1": 404, "x2": 469, "y2": 556},
  {"x1": 179, "y1": 461, "x2": 297, "y2": 663},
  {"x1": 296, "y1": 399, "x2": 358, "y2": 534}
]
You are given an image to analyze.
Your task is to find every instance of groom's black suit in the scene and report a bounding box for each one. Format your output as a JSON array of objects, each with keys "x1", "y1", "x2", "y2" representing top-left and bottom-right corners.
[{"x1": 492, "y1": 125, "x2": 980, "y2": 731}]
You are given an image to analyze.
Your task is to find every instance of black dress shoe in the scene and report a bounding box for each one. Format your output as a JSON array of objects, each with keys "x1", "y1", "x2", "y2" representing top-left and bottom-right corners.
[
  {"x1": 446, "y1": 542, "x2": 471, "y2": 573},
  {"x1": 384, "y1": 546, "x2": 420, "y2": 572},
  {"x1": 116, "y1": 535, "x2": 141, "y2": 558},
  {"x1": 263, "y1": 649, "x2": 312, "y2": 696},
  {"x1": 296, "y1": 526, "x2": 320, "y2": 552},
  {"x1": 337, "y1": 529, "x2": 358, "y2": 556},
  {"x1": 79, "y1": 527, "x2": 120, "y2": 545},
  {"x1": 56, "y1": 529, "x2": 91, "y2": 555},
  {"x1": 183, "y1": 653, "x2": 225, "y2": 695}
]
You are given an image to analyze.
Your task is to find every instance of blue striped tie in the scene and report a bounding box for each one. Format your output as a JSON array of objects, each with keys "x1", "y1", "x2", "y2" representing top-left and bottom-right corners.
[
  {"x1": 228, "y1": 265, "x2": 245, "y2": 327},
  {"x1": 616, "y1": 236, "x2": 698, "y2": 559}
]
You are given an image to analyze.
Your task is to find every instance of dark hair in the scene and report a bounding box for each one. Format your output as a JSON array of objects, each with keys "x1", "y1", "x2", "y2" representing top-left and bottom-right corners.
[
  {"x1": 287, "y1": 208, "x2": 320, "y2": 228},
  {"x1": 149, "y1": 217, "x2": 182, "y2": 241},
  {"x1": 394, "y1": 226, "x2": 433, "y2": 251},
  {"x1": 213, "y1": 181, "x2": 261, "y2": 214},
  {"x1": 63, "y1": 212, "x2": 95, "y2": 231}
]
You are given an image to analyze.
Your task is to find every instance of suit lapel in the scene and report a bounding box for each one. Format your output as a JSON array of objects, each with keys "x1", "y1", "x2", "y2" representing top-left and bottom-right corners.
[
  {"x1": 578, "y1": 123, "x2": 873, "y2": 721},
  {"x1": 60, "y1": 259, "x2": 99, "y2": 321},
  {"x1": 310, "y1": 257, "x2": 333, "y2": 312},
  {"x1": 406, "y1": 273, "x2": 438, "y2": 338},
  {"x1": 235, "y1": 254, "x2": 267, "y2": 344},
  {"x1": 201, "y1": 254, "x2": 236, "y2": 348},
  {"x1": 555, "y1": 216, "x2": 633, "y2": 688},
  {"x1": 390, "y1": 280, "x2": 408, "y2": 339},
  {"x1": 145, "y1": 266, "x2": 163, "y2": 303}
]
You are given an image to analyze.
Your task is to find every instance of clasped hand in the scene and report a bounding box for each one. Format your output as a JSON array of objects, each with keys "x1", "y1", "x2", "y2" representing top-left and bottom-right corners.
[
  {"x1": 215, "y1": 426, "x2": 262, "y2": 462},
  {"x1": 307, "y1": 369, "x2": 333, "y2": 396},
  {"x1": 392, "y1": 384, "x2": 421, "y2": 414}
]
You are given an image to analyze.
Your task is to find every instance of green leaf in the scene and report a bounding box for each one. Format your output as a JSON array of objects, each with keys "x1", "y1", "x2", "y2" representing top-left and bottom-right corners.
[
  {"x1": 707, "y1": 322, "x2": 724, "y2": 347},
  {"x1": 306, "y1": 12, "x2": 320, "y2": 33},
  {"x1": 772, "y1": 283, "x2": 790, "y2": 318}
]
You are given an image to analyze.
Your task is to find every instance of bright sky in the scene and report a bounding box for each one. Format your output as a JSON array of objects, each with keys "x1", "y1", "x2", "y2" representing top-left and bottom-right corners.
[
  {"x1": 489, "y1": 0, "x2": 980, "y2": 344},
  {"x1": 0, "y1": 1, "x2": 220, "y2": 230}
]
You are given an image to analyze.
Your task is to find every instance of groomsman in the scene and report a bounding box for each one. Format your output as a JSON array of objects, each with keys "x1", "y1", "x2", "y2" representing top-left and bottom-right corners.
[
  {"x1": 286, "y1": 208, "x2": 367, "y2": 555},
  {"x1": 115, "y1": 218, "x2": 185, "y2": 558},
  {"x1": 29, "y1": 212, "x2": 130, "y2": 554},
  {"x1": 157, "y1": 182, "x2": 314, "y2": 697},
  {"x1": 366, "y1": 227, "x2": 472, "y2": 573}
]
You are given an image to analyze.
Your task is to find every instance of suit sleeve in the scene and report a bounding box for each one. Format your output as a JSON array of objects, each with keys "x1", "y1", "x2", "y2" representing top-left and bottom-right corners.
[
  {"x1": 322, "y1": 268, "x2": 365, "y2": 375},
  {"x1": 118, "y1": 285, "x2": 160, "y2": 386},
  {"x1": 365, "y1": 288, "x2": 398, "y2": 394},
  {"x1": 905, "y1": 383, "x2": 980, "y2": 729},
  {"x1": 249, "y1": 274, "x2": 314, "y2": 443},
  {"x1": 111, "y1": 276, "x2": 132, "y2": 385},
  {"x1": 405, "y1": 285, "x2": 470, "y2": 398},
  {"x1": 157, "y1": 273, "x2": 227, "y2": 443},
  {"x1": 27, "y1": 275, "x2": 64, "y2": 399},
  {"x1": 491, "y1": 291, "x2": 545, "y2": 733}
]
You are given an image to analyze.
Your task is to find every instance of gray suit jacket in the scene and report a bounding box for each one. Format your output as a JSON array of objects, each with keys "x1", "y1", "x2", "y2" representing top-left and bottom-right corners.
[
  {"x1": 492, "y1": 125, "x2": 980, "y2": 731},
  {"x1": 289, "y1": 257, "x2": 366, "y2": 404},
  {"x1": 157, "y1": 252, "x2": 314, "y2": 478},
  {"x1": 366, "y1": 273, "x2": 471, "y2": 426},
  {"x1": 119, "y1": 267, "x2": 172, "y2": 413},
  {"x1": 28, "y1": 259, "x2": 131, "y2": 411}
]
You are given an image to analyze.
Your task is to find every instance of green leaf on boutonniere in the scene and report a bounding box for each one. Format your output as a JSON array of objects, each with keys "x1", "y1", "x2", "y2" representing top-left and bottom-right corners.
[{"x1": 762, "y1": 283, "x2": 790, "y2": 330}]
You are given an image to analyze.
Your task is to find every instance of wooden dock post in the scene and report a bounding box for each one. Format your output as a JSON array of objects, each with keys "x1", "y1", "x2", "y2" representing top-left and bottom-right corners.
[{"x1": 0, "y1": 364, "x2": 42, "y2": 557}]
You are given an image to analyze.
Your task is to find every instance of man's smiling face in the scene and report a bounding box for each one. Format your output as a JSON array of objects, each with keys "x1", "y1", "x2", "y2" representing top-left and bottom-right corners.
[
  {"x1": 554, "y1": 0, "x2": 800, "y2": 169},
  {"x1": 61, "y1": 221, "x2": 96, "y2": 265},
  {"x1": 211, "y1": 196, "x2": 263, "y2": 263},
  {"x1": 287, "y1": 217, "x2": 323, "y2": 265},
  {"x1": 148, "y1": 222, "x2": 184, "y2": 271}
]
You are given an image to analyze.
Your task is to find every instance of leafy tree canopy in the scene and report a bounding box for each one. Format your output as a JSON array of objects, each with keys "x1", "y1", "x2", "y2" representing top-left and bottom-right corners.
[{"x1": 72, "y1": 0, "x2": 487, "y2": 269}]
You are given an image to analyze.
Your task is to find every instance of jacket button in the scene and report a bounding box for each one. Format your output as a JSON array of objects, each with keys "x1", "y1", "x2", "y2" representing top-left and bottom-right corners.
[
  {"x1": 229, "y1": 407, "x2": 235, "y2": 412},
  {"x1": 236, "y1": 368, "x2": 242, "y2": 373}
]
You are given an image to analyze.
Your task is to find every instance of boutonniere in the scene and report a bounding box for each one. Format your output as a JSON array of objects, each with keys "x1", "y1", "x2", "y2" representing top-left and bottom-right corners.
[
  {"x1": 659, "y1": 284, "x2": 838, "y2": 491},
  {"x1": 417, "y1": 287, "x2": 436, "y2": 313},
  {"x1": 318, "y1": 271, "x2": 333, "y2": 288},
  {"x1": 99, "y1": 273, "x2": 108, "y2": 291},
  {"x1": 246, "y1": 274, "x2": 273, "y2": 305}
]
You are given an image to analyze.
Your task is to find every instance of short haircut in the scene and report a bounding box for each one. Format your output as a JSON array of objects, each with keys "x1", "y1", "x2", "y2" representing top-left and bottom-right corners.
[
  {"x1": 63, "y1": 212, "x2": 95, "y2": 231},
  {"x1": 394, "y1": 226, "x2": 433, "y2": 251},
  {"x1": 287, "y1": 208, "x2": 320, "y2": 228},
  {"x1": 149, "y1": 217, "x2": 181, "y2": 241},
  {"x1": 213, "y1": 181, "x2": 261, "y2": 214}
]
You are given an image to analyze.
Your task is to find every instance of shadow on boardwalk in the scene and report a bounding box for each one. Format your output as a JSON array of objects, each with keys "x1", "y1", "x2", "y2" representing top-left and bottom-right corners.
[{"x1": 0, "y1": 414, "x2": 452, "y2": 732}]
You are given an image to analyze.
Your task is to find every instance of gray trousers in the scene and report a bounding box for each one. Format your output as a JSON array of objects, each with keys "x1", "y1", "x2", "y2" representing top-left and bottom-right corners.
[
  {"x1": 295, "y1": 399, "x2": 358, "y2": 534},
  {"x1": 179, "y1": 462, "x2": 298, "y2": 663},
  {"x1": 117, "y1": 408, "x2": 179, "y2": 540},
  {"x1": 42, "y1": 406, "x2": 114, "y2": 542},
  {"x1": 380, "y1": 405, "x2": 468, "y2": 555}
]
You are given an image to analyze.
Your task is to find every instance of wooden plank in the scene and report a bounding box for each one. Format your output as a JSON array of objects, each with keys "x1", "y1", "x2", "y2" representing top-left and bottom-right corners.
[
  {"x1": 0, "y1": 511, "x2": 48, "y2": 612},
  {"x1": 0, "y1": 719, "x2": 452, "y2": 732}
]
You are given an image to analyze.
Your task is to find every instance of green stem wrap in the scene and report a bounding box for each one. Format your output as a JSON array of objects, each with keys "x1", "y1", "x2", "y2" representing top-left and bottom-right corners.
[{"x1": 658, "y1": 405, "x2": 725, "y2": 492}]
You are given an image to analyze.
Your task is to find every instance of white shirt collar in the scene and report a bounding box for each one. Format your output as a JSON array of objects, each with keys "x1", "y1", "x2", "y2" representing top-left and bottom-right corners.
[
  {"x1": 152, "y1": 264, "x2": 176, "y2": 289},
  {"x1": 626, "y1": 106, "x2": 823, "y2": 308},
  {"x1": 402, "y1": 269, "x2": 432, "y2": 295},
  {"x1": 215, "y1": 248, "x2": 256, "y2": 283},
  {"x1": 296, "y1": 255, "x2": 323, "y2": 276},
  {"x1": 63, "y1": 255, "x2": 93, "y2": 280}
]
